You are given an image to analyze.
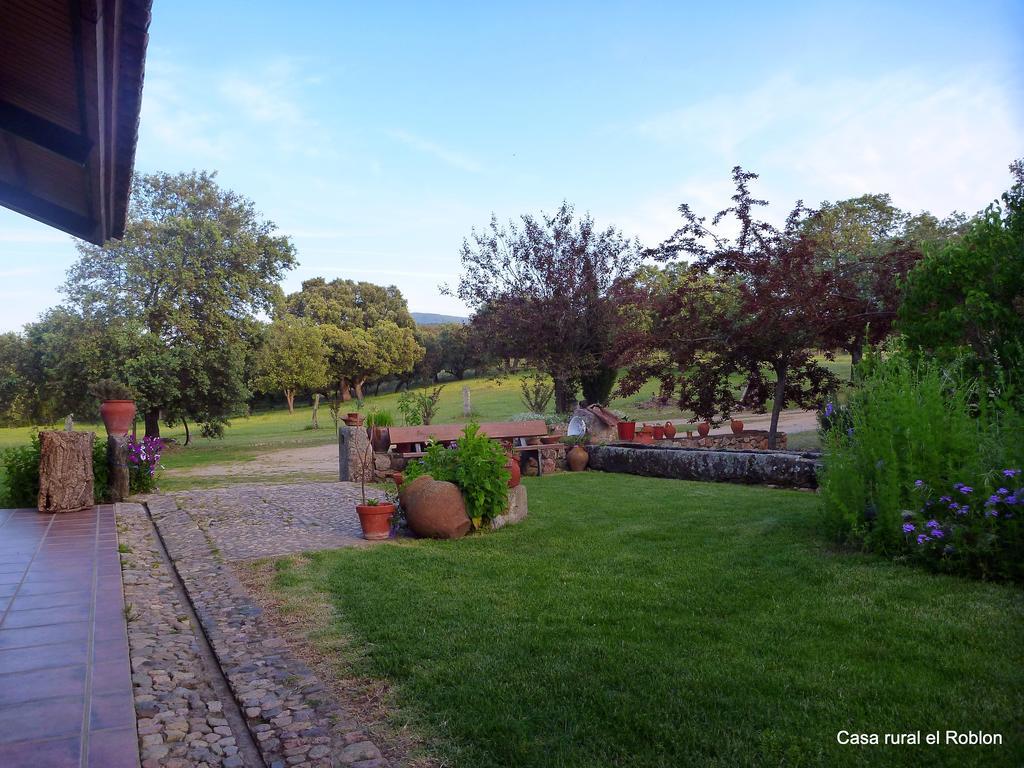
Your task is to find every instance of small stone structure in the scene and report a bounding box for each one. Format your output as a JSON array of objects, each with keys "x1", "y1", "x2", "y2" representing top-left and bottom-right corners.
[
  {"x1": 492, "y1": 485, "x2": 528, "y2": 529},
  {"x1": 587, "y1": 444, "x2": 820, "y2": 489},
  {"x1": 337, "y1": 425, "x2": 374, "y2": 483}
]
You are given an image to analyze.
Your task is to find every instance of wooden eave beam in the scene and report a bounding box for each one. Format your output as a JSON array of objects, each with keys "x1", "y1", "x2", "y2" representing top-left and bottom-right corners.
[
  {"x1": 0, "y1": 100, "x2": 93, "y2": 165},
  {"x1": 0, "y1": 178, "x2": 95, "y2": 238}
]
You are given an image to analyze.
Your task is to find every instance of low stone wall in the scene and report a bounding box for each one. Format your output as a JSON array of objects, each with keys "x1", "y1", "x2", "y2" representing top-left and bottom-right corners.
[
  {"x1": 587, "y1": 444, "x2": 821, "y2": 489},
  {"x1": 646, "y1": 430, "x2": 786, "y2": 450}
]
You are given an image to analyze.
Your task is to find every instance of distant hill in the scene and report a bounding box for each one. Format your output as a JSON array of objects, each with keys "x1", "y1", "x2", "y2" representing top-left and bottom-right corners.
[{"x1": 412, "y1": 312, "x2": 468, "y2": 325}]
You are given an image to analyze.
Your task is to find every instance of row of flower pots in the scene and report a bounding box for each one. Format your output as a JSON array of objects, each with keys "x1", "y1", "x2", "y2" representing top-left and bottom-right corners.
[{"x1": 616, "y1": 419, "x2": 745, "y2": 442}]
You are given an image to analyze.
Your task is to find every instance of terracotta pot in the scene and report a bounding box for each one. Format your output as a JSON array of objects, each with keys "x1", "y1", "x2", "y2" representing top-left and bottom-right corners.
[
  {"x1": 505, "y1": 454, "x2": 521, "y2": 488},
  {"x1": 369, "y1": 426, "x2": 391, "y2": 451},
  {"x1": 652, "y1": 425, "x2": 665, "y2": 440},
  {"x1": 616, "y1": 421, "x2": 636, "y2": 441},
  {"x1": 99, "y1": 400, "x2": 136, "y2": 437},
  {"x1": 392, "y1": 472, "x2": 404, "y2": 488},
  {"x1": 567, "y1": 445, "x2": 589, "y2": 471},
  {"x1": 697, "y1": 422, "x2": 711, "y2": 438},
  {"x1": 541, "y1": 435, "x2": 560, "y2": 445},
  {"x1": 730, "y1": 419, "x2": 744, "y2": 434},
  {"x1": 347, "y1": 412, "x2": 360, "y2": 420},
  {"x1": 356, "y1": 502, "x2": 394, "y2": 540},
  {"x1": 664, "y1": 422, "x2": 676, "y2": 439},
  {"x1": 635, "y1": 431, "x2": 654, "y2": 444}
]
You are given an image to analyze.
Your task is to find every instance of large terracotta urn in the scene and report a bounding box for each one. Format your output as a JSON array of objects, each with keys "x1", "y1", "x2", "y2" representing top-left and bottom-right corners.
[
  {"x1": 404, "y1": 479, "x2": 472, "y2": 539},
  {"x1": 697, "y1": 422, "x2": 711, "y2": 438},
  {"x1": 99, "y1": 400, "x2": 136, "y2": 436},
  {"x1": 664, "y1": 422, "x2": 677, "y2": 439},
  {"x1": 505, "y1": 454, "x2": 521, "y2": 488},
  {"x1": 730, "y1": 419, "x2": 744, "y2": 434},
  {"x1": 567, "y1": 445, "x2": 589, "y2": 472}
]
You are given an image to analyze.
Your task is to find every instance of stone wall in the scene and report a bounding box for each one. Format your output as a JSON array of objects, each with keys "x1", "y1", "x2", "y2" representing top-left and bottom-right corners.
[
  {"x1": 337, "y1": 426, "x2": 374, "y2": 483},
  {"x1": 641, "y1": 430, "x2": 786, "y2": 451},
  {"x1": 587, "y1": 444, "x2": 820, "y2": 489}
]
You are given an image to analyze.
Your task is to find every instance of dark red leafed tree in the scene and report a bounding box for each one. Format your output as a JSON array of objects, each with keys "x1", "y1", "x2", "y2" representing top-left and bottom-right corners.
[
  {"x1": 450, "y1": 202, "x2": 641, "y2": 413},
  {"x1": 619, "y1": 167, "x2": 845, "y2": 447}
]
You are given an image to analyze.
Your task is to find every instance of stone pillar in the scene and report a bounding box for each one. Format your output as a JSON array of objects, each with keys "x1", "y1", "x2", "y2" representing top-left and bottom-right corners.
[
  {"x1": 338, "y1": 426, "x2": 374, "y2": 483},
  {"x1": 38, "y1": 431, "x2": 94, "y2": 513},
  {"x1": 107, "y1": 436, "x2": 130, "y2": 501}
]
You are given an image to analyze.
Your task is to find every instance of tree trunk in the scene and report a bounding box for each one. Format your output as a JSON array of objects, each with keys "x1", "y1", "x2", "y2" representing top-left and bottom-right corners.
[
  {"x1": 312, "y1": 393, "x2": 321, "y2": 429},
  {"x1": 144, "y1": 407, "x2": 161, "y2": 439},
  {"x1": 285, "y1": 389, "x2": 295, "y2": 414},
  {"x1": 553, "y1": 377, "x2": 576, "y2": 414},
  {"x1": 340, "y1": 378, "x2": 351, "y2": 402},
  {"x1": 374, "y1": 381, "x2": 382, "y2": 396},
  {"x1": 38, "y1": 431, "x2": 94, "y2": 512},
  {"x1": 354, "y1": 378, "x2": 365, "y2": 402},
  {"x1": 849, "y1": 341, "x2": 863, "y2": 381},
  {"x1": 768, "y1": 361, "x2": 788, "y2": 450},
  {"x1": 182, "y1": 418, "x2": 191, "y2": 446}
]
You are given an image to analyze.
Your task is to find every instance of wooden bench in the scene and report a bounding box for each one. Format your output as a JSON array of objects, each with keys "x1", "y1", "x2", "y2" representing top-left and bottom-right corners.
[{"x1": 384, "y1": 420, "x2": 550, "y2": 457}]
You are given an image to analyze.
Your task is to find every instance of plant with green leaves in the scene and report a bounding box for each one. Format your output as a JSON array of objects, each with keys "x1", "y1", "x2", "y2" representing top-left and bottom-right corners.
[
  {"x1": 819, "y1": 348, "x2": 1024, "y2": 578},
  {"x1": 89, "y1": 379, "x2": 135, "y2": 401},
  {"x1": 403, "y1": 423, "x2": 509, "y2": 528},
  {"x1": 251, "y1": 317, "x2": 329, "y2": 413},
  {"x1": 519, "y1": 371, "x2": 554, "y2": 413},
  {"x1": 1, "y1": 432, "x2": 113, "y2": 507},
  {"x1": 397, "y1": 385, "x2": 444, "y2": 426},
  {"x1": 365, "y1": 408, "x2": 394, "y2": 427}
]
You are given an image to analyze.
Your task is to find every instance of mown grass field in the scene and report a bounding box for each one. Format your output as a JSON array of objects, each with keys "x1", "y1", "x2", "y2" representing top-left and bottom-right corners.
[{"x1": 266, "y1": 473, "x2": 1024, "y2": 768}]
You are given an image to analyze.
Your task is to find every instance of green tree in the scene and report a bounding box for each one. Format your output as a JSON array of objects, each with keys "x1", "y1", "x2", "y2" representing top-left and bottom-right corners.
[
  {"x1": 63, "y1": 171, "x2": 296, "y2": 437},
  {"x1": 251, "y1": 318, "x2": 329, "y2": 413},
  {"x1": 0, "y1": 332, "x2": 28, "y2": 425},
  {"x1": 283, "y1": 278, "x2": 415, "y2": 329},
  {"x1": 898, "y1": 159, "x2": 1024, "y2": 386},
  {"x1": 322, "y1": 322, "x2": 423, "y2": 402}
]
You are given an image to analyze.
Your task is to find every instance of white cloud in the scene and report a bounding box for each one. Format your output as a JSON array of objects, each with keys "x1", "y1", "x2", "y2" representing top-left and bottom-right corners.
[
  {"x1": 387, "y1": 129, "x2": 483, "y2": 173},
  {"x1": 636, "y1": 69, "x2": 1023, "y2": 219}
]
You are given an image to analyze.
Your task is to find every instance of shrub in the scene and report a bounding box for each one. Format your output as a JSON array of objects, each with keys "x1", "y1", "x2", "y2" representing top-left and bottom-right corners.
[
  {"x1": 397, "y1": 385, "x2": 444, "y2": 425},
  {"x1": 820, "y1": 350, "x2": 1024, "y2": 579},
  {"x1": 404, "y1": 422, "x2": 510, "y2": 528},
  {"x1": 520, "y1": 372, "x2": 554, "y2": 413}
]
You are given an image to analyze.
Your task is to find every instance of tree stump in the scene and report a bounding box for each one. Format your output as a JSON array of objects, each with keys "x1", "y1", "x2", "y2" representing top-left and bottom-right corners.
[{"x1": 38, "y1": 431, "x2": 95, "y2": 513}]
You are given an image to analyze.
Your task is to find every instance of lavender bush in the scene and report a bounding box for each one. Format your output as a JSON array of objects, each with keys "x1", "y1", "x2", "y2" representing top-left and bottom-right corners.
[{"x1": 126, "y1": 435, "x2": 164, "y2": 493}]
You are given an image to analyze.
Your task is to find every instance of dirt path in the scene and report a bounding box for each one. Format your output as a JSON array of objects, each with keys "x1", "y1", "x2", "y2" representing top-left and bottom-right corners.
[{"x1": 166, "y1": 409, "x2": 820, "y2": 480}]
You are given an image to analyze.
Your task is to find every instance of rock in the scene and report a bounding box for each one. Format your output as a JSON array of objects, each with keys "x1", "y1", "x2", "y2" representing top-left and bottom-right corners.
[
  {"x1": 492, "y1": 485, "x2": 528, "y2": 530},
  {"x1": 340, "y1": 741, "x2": 382, "y2": 763},
  {"x1": 404, "y1": 479, "x2": 471, "y2": 539}
]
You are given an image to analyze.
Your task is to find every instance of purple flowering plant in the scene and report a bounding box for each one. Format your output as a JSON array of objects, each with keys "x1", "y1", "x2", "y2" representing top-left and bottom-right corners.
[
  {"x1": 905, "y1": 470, "x2": 1022, "y2": 579},
  {"x1": 126, "y1": 435, "x2": 165, "y2": 492}
]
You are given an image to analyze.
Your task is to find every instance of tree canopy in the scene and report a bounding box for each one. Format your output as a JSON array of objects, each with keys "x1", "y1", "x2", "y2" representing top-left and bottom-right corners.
[
  {"x1": 452, "y1": 202, "x2": 642, "y2": 412},
  {"x1": 251, "y1": 317, "x2": 329, "y2": 413},
  {"x1": 63, "y1": 170, "x2": 296, "y2": 437},
  {"x1": 283, "y1": 278, "x2": 415, "y2": 330}
]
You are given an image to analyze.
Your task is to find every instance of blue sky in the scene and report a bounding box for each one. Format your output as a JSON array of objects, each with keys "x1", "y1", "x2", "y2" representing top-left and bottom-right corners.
[{"x1": 1, "y1": 0, "x2": 1022, "y2": 331}]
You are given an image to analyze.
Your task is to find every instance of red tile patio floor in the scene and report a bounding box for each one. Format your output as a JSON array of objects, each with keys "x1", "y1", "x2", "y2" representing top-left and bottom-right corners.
[{"x1": 0, "y1": 506, "x2": 138, "y2": 768}]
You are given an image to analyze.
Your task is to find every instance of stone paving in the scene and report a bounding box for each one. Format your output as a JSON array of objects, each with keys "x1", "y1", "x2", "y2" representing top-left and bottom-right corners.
[
  {"x1": 144, "y1": 483, "x2": 393, "y2": 768},
  {"x1": 166, "y1": 482, "x2": 385, "y2": 561},
  {"x1": 117, "y1": 504, "x2": 257, "y2": 768},
  {"x1": 0, "y1": 505, "x2": 137, "y2": 768}
]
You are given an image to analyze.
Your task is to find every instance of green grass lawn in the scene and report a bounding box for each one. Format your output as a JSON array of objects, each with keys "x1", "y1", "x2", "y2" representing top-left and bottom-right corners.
[{"x1": 268, "y1": 473, "x2": 1023, "y2": 768}]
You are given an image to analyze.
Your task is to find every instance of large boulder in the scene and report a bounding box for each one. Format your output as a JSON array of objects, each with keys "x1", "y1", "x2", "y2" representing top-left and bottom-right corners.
[{"x1": 404, "y1": 478, "x2": 471, "y2": 539}]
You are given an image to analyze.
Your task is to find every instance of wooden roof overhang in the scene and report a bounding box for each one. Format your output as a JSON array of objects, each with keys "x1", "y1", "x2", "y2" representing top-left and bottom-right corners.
[{"x1": 0, "y1": 0, "x2": 152, "y2": 244}]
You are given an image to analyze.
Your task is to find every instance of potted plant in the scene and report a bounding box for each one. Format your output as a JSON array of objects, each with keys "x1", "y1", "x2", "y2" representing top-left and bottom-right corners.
[
  {"x1": 352, "y1": 436, "x2": 395, "y2": 540},
  {"x1": 366, "y1": 408, "x2": 394, "y2": 451},
  {"x1": 90, "y1": 379, "x2": 136, "y2": 436},
  {"x1": 616, "y1": 420, "x2": 636, "y2": 441},
  {"x1": 562, "y1": 434, "x2": 590, "y2": 471}
]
